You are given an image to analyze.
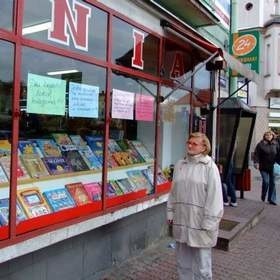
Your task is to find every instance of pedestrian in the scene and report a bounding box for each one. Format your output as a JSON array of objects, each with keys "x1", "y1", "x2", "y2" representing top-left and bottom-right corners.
[
  {"x1": 253, "y1": 130, "x2": 278, "y2": 205},
  {"x1": 167, "y1": 132, "x2": 224, "y2": 280}
]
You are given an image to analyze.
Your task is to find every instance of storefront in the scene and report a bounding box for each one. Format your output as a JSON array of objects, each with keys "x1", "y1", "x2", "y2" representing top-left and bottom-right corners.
[{"x1": 0, "y1": 0, "x2": 221, "y2": 277}]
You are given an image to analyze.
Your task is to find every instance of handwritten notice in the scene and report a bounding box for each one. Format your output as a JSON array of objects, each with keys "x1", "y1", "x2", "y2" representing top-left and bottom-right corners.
[
  {"x1": 27, "y1": 73, "x2": 66, "y2": 115},
  {"x1": 112, "y1": 89, "x2": 134, "y2": 120},
  {"x1": 69, "y1": 82, "x2": 99, "y2": 118},
  {"x1": 135, "y1": 94, "x2": 154, "y2": 121}
]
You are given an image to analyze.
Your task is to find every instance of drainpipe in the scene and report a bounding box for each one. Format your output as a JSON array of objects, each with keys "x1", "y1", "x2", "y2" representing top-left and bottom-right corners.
[{"x1": 230, "y1": 0, "x2": 238, "y2": 95}]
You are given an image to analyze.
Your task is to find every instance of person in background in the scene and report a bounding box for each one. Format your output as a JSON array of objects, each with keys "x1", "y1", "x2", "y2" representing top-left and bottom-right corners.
[
  {"x1": 254, "y1": 130, "x2": 278, "y2": 205},
  {"x1": 167, "y1": 132, "x2": 224, "y2": 280}
]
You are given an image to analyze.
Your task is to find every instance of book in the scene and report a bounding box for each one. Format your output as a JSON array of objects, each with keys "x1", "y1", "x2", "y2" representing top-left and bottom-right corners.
[
  {"x1": 115, "y1": 178, "x2": 134, "y2": 193},
  {"x1": 83, "y1": 182, "x2": 102, "y2": 201},
  {"x1": 0, "y1": 165, "x2": 8, "y2": 183},
  {"x1": 36, "y1": 139, "x2": 62, "y2": 157},
  {"x1": 62, "y1": 150, "x2": 90, "y2": 172},
  {"x1": 109, "y1": 180, "x2": 124, "y2": 195},
  {"x1": 65, "y1": 182, "x2": 91, "y2": 206},
  {"x1": 69, "y1": 135, "x2": 87, "y2": 147},
  {"x1": 85, "y1": 135, "x2": 104, "y2": 151},
  {"x1": 129, "y1": 140, "x2": 154, "y2": 163},
  {"x1": 52, "y1": 133, "x2": 76, "y2": 151},
  {"x1": 18, "y1": 140, "x2": 38, "y2": 155},
  {"x1": 126, "y1": 169, "x2": 153, "y2": 191},
  {"x1": 43, "y1": 188, "x2": 76, "y2": 212},
  {"x1": 108, "y1": 139, "x2": 122, "y2": 153},
  {"x1": 0, "y1": 156, "x2": 30, "y2": 180},
  {"x1": 17, "y1": 187, "x2": 51, "y2": 218},
  {"x1": 0, "y1": 140, "x2": 11, "y2": 157},
  {"x1": 106, "y1": 181, "x2": 119, "y2": 197},
  {"x1": 78, "y1": 145, "x2": 102, "y2": 170},
  {"x1": 116, "y1": 139, "x2": 144, "y2": 163},
  {"x1": 42, "y1": 156, "x2": 73, "y2": 175},
  {"x1": 0, "y1": 198, "x2": 27, "y2": 225},
  {"x1": 112, "y1": 152, "x2": 128, "y2": 166},
  {"x1": 20, "y1": 154, "x2": 49, "y2": 178}
]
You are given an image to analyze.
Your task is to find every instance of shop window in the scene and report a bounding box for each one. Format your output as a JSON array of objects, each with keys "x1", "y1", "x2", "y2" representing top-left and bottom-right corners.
[
  {"x1": 0, "y1": 0, "x2": 13, "y2": 31},
  {"x1": 0, "y1": 46, "x2": 107, "y2": 232},
  {"x1": 112, "y1": 17, "x2": 159, "y2": 75},
  {"x1": 107, "y1": 71, "x2": 167, "y2": 200},
  {"x1": 22, "y1": 0, "x2": 107, "y2": 60}
]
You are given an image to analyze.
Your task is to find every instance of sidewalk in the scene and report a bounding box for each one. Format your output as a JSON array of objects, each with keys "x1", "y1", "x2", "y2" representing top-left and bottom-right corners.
[{"x1": 100, "y1": 168, "x2": 280, "y2": 280}]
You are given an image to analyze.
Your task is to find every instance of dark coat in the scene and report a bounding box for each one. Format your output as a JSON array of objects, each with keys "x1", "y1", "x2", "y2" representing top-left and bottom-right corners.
[{"x1": 254, "y1": 139, "x2": 279, "y2": 172}]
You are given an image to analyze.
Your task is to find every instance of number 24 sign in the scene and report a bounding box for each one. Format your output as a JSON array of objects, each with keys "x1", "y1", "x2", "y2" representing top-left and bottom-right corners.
[{"x1": 232, "y1": 34, "x2": 257, "y2": 56}]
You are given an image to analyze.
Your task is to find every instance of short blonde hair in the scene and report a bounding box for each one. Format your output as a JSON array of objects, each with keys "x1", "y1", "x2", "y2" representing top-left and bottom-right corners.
[
  {"x1": 188, "y1": 132, "x2": 211, "y2": 155},
  {"x1": 263, "y1": 130, "x2": 275, "y2": 139}
]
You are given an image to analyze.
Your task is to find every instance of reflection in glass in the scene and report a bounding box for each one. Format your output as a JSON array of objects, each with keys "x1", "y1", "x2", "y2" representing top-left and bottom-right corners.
[
  {"x1": 112, "y1": 17, "x2": 159, "y2": 75},
  {"x1": 0, "y1": 0, "x2": 13, "y2": 30},
  {"x1": 23, "y1": 0, "x2": 107, "y2": 60}
]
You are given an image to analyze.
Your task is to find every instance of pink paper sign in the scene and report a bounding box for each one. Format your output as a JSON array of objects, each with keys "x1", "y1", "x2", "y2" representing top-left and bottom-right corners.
[{"x1": 135, "y1": 94, "x2": 154, "y2": 121}]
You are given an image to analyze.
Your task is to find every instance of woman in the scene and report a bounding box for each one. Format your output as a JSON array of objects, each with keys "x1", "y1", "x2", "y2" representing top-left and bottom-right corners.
[
  {"x1": 254, "y1": 131, "x2": 278, "y2": 205},
  {"x1": 167, "y1": 132, "x2": 224, "y2": 279}
]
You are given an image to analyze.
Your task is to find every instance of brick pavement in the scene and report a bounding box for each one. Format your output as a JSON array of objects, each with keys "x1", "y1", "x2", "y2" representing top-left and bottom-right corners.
[{"x1": 100, "y1": 168, "x2": 280, "y2": 280}]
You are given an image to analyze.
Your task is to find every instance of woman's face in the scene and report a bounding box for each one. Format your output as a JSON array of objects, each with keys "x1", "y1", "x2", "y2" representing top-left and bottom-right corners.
[
  {"x1": 264, "y1": 133, "x2": 273, "y2": 141},
  {"x1": 186, "y1": 137, "x2": 206, "y2": 156}
]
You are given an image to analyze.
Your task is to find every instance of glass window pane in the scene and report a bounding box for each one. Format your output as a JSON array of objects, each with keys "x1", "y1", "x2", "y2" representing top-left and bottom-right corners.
[
  {"x1": 108, "y1": 71, "x2": 158, "y2": 196},
  {"x1": 112, "y1": 17, "x2": 159, "y2": 75},
  {"x1": 0, "y1": 0, "x2": 13, "y2": 30},
  {"x1": 23, "y1": 0, "x2": 107, "y2": 60},
  {"x1": 18, "y1": 47, "x2": 106, "y2": 222}
]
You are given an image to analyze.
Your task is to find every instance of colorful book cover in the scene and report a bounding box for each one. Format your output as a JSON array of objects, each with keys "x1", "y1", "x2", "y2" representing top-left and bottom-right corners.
[
  {"x1": 17, "y1": 187, "x2": 52, "y2": 218},
  {"x1": 109, "y1": 180, "x2": 124, "y2": 195},
  {"x1": 78, "y1": 145, "x2": 102, "y2": 170},
  {"x1": 129, "y1": 140, "x2": 154, "y2": 163},
  {"x1": 43, "y1": 188, "x2": 76, "y2": 212},
  {"x1": 62, "y1": 150, "x2": 90, "y2": 172},
  {"x1": 0, "y1": 198, "x2": 27, "y2": 225},
  {"x1": 0, "y1": 156, "x2": 30, "y2": 180},
  {"x1": 108, "y1": 139, "x2": 122, "y2": 153},
  {"x1": 116, "y1": 139, "x2": 144, "y2": 163},
  {"x1": 42, "y1": 156, "x2": 73, "y2": 175},
  {"x1": 18, "y1": 140, "x2": 38, "y2": 155},
  {"x1": 106, "y1": 181, "x2": 118, "y2": 197},
  {"x1": 85, "y1": 135, "x2": 104, "y2": 151},
  {"x1": 112, "y1": 152, "x2": 128, "y2": 166},
  {"x1": 0, "y1": 165, "x2": 8, "y2": 183},
  {"x1": 108, "y1": 153, "x2": 119, "y2": 168},
  {"x1": 83, "y1": 182, "x2": 102, "y2": 201},
  {"x1": 69, "y1": 135, "x2": 87, "y2": 147},
  {"x1": 20, "y1": 154, "x2": 49, "y2": 178},
  {"x1": 126, "y1": 169, "x2": 152, "y2": 191},
  {"x1": 36, "y1": 139, "x2": 62, "y2": 157},
  {"x1": 52, "y1": 133, "x2": 76, "y2": 151},
  {"x1": 0, "y1": 140, "x2": 11, "y2": 157},
  {"x1": 65, "y1": 182, "x2": 91, "y2": 206},
  {"x1": 115, "y1": 178, "x2": 134, "y2": 193}
]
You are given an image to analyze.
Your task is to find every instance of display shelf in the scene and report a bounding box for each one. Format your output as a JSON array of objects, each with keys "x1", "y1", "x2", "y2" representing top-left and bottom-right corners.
[
  {"x1": 0, "y1": 200, "x2": 102, "y2": 239},
  {"x1": 156, "y1": 181, "x2": 172, "y2": 194}
]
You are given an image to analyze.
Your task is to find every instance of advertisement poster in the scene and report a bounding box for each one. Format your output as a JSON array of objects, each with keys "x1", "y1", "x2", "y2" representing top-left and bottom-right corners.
[
  {"x1": 112, "y1": 89, "x2": 134, "y2": 120},
  {"x1": 135, "y1": 94, "x2": 154, "y2": 121}
]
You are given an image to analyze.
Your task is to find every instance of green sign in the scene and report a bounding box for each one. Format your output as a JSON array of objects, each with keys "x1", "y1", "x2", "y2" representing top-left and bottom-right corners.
[
  {"x1": 27, "y1": 73, "x2": 66, "y2": 115},
  {"x1": 230, "y1": 30, "x2": 260, "y2": 76}
]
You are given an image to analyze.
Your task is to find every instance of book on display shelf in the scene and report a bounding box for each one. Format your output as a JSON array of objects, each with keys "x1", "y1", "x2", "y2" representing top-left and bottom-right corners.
[
  {"x1": 83, "y1": 182, "x2": 102, "y2": 201},
  {"x1": 36, "y1": 139, "x2": 62, "y2": 157},
  {"x1": 115, "y1": 178, "x2": 134, "y2": 193},
  {"x1": 0, "y1": 198, "x2": 27, "y2": 225},
  {"x1": 52, "y1": 133, "x2": 76, "y2": 152},
  {"x1": 69, "y1": 135, "x2": 87, "y2": 147},
  {"x1": 85, "y1": 135, "x2": 104, "y2": 151},
  {"x1": 106, "y1": 181, "x2": 122, "y2": 197},
  {"x1": 20, "y1": 154, "x2": 50, "y2": 178},
  {"x1": 0, "y1": 165, "x2": 8, "y2": 183},
  {"x1": 77, "y1": 145, "x2": 102, "y2": 170},
  {"x1": 62, "y1": 150, "x2": 90, "y2": 172},
  {"x1": 116, "y1": 139, "x2": 144, "y2": 163},
  {"x1": 108, "y1": 139, "x2": 122, "y2": 153},
  {"x1": 43, "y1": 188, "x2": 76, "y2": 212},
  {"x1": 18, "y1": 140, "x2": 38, "y2": 155},
  {"x1": 42, "y1": 156, "x2": 73, "y2": 175},
  {"x1": 108, "y1": 153, "x2": 119, "y2": 168},
  {"x1": 126, "y1": 169, "x2": 152, "y2": 192},
  {"x1": 0, "y1": 140, "x2": 11, "y2": 157},
  {"x1": 0, "y1": 156, "x2": 30, "y2": 180},
  {"x1": 65, "y1": 182, "x2": 91, "y2": 206},
  {"x1": 17, "y1": 187, "x2": 52, "y2": 218},
  {"x1": 129, "y1": 140, "x2": 154, "y2": 163},
  {"x1": 112, "y1": 152, "x2": 128, "y2": 166}
]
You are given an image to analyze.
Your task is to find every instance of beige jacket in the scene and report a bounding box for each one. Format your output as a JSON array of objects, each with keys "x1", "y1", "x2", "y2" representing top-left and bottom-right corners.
[{"x1": 167, "y1": 154, "x2": 224, "y2": 248}]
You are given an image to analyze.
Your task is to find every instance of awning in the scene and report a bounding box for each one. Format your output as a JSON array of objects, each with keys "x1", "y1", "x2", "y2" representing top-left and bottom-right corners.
[
  {"x1": 161, "y1": 19, "x2": 261, "y2": 84},
  {"x1": 222, "y1": 51, "x2": 261, "y2": 85}
]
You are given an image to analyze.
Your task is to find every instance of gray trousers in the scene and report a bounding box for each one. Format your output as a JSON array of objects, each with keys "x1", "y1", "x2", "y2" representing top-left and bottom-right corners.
[{"x1": 176, "y1": 242, "x2": 212, "y2": 280}]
